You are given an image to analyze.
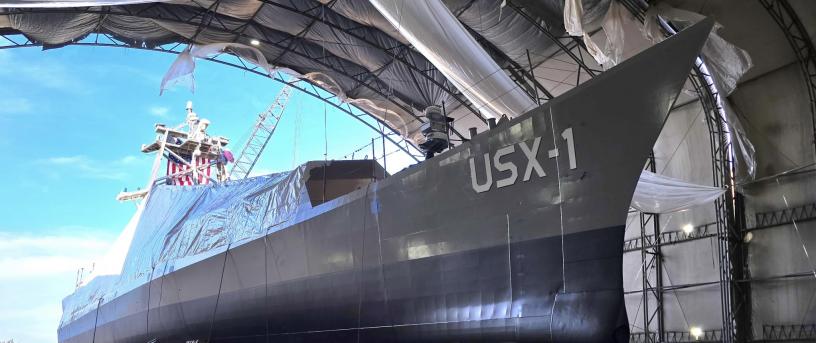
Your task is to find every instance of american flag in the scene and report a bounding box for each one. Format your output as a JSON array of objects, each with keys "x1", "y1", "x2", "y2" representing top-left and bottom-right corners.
[{"x1": 167, "y1": 155, "x2": 211, "y2": 186}]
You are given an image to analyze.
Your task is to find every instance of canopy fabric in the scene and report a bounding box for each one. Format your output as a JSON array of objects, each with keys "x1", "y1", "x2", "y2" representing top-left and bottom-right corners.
[
  {"x1": 0, "y1": 0, "x2": 756, "y2": 182},
  {"x1": 159, "y1": 42, "x2": 274, "y2": 94},
  {"x1": 370, "y1": 0, "x2": 536, "y2": 119},
  {"x1": 0, "y1": 0, "x2": 166, "y2": 7},
  {"x1": 0, "y1": 0, "x2": 610, "y2": 144}
]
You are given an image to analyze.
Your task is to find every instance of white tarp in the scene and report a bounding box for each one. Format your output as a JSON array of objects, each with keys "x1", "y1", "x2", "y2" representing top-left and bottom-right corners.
[
  {"x1": 369, "y1": 0, "x2": 537, "y2": 119},
  {"x1": 160, "y1": 42, "x2": 274, "y2": 95},
  {"x1": 641, "y1": 3, "x2": 752, "y2": 97},
  {"x1": 160, "y1": 46, "x2": 196, "y2": 95},
  {"x1": 157, "y1": 42, "x2": 416, "y2": 140},
  {"x1": 1, "y1": 0, "x2": 591, "y2": 145},
  {"x1": 632, "y1": 170, "x2": 725, "y2": 213},
  {"x1": 723, "y1": 99, "x2": 757, "y2": 180},
  {"x1": 640, "y1": 3, "x2": 757, "y2": 180},
  {"x1": 0, "y1": 0, "x2": 166, "y2": 7},
  {"x1": 564, "y1": 0, "x2": 626, "y2": 67},
  {"x1": 61, "y1": 167, "x2": 310, "y2": 327}
]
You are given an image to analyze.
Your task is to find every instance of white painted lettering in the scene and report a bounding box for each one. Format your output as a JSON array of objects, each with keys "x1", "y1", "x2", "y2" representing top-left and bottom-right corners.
[
  {"x1": 469, "y1": 153, "x2": 493, "y2": 193},
  {"x1": 494, "y1": 145, "x2": 518, "y2": 188},
  {"x1": 519, "y1": 137, "x2": 545, "y2": 181}
]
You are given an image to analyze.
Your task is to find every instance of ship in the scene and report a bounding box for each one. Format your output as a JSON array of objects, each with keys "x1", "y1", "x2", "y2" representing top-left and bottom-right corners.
[{"x1": 58, "y1": 19, "x2": 714, "y2": 343}]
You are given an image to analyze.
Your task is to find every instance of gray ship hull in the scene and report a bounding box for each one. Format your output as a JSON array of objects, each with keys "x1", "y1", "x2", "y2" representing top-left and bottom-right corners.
[{"x1": 58, "y1": 19, "x2": 713, "y2": 343}]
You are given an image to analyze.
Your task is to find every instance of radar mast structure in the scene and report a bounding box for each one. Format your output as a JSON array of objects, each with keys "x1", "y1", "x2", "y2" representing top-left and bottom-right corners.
[{"x1": 116, "y1": 101, "x2": 230, "y2": 202}]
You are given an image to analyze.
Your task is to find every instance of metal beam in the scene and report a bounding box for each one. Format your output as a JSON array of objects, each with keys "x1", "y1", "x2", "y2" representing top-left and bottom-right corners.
[
  {"x1": 638, "y1": 155, "x2": 664, "y2": 343},
  {"x1": 3, "y1": 6, "x2": 466, "y2": 140},
  {"x1": 623, "y1": 222, "x2": 718, "y2": 253},
  {"x1": 761, "y1": 323, "x2": 816, "y2": 341},
  {"x1": 505, "y1": 0, "x2": 600, "y2": 78},
  {"x1": 459, "y1": 24, "x2": 555, "y2": 102},
  {"x1": 750, "y1": 202, "x2": 816, "y2": 230},
  {"x1": 0, "y1": 32, "x2": 421, "y2": 162},
  {"x1": 759, "y1": 0, "x2": 816, "y2": 160},
  {"x1": 630, "y1": 329, "x2": 723, "y2": 343},
  {"x1": 258, "y1": 0, "x2": 489, "y2": 125}
]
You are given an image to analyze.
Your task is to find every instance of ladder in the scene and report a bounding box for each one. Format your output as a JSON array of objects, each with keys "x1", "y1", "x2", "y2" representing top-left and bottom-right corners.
[{"x1": 230, "y1": 77, "x2": 294, "y2": 179}]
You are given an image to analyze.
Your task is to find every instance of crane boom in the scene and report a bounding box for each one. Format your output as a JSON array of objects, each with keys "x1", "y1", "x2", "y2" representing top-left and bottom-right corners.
[{"x1": 230, "y1": 77, "x2": 294, "y2": 179}]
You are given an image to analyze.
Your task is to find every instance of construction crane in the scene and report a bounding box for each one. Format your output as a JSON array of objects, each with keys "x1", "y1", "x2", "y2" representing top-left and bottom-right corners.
[{"x1": 230, "y1": 76, "x2": 295, "y2": 179}]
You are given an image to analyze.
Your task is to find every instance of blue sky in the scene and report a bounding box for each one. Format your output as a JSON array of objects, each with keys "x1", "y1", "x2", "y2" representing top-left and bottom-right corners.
[{"x1": 0, "y1": 44, "x2": 416, "y2": 342}]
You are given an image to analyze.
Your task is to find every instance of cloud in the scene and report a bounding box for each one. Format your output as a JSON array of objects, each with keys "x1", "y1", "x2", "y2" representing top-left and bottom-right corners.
[
  {"x1": 149, "y1": 106, "x2": 169, "y2": 118},
  {"x1": 38, "y1": 154, "x2": 151, "y2": 181},
  {"x1": 45, "y1": 156, "x2": 85, "y2": 165},
  {"x1": 0, "y1": 50, "x2": 90, "y2": 94},
  {"x1": 0, "y1": 230, "x2": 115, "y2": 343},
  {"x1": 87, "y1": 62, "x2": 162, "y2": 86},
  {"x1": 0, "y1": 98, "x2": 33, "y2": 114},
  {"x1": 118, "y1": 155, "x2": 140, "y2": 164}
]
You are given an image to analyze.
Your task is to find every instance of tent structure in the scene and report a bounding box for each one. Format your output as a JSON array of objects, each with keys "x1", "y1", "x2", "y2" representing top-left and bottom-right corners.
[
  {"x1": 2, "y1": 1, "x2": 816, "y2": 342},
  {"x1": 0, "y1": 0, "x2": 614, "y2": 146}
]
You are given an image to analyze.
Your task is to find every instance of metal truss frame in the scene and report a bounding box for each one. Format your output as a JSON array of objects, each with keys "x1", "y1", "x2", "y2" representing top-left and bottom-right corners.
[
  {"x1": 623, "y1": 222, "x2": 718, "y2": 253},
  {"x1": 631, "y1": 329, "x2": 723, "y2": 343},
  {"x1": 637, "y1": 155, "x2": 665, "y2": 343},
  {"x1": 622, "y1": 4, "x2": 816, "y2": 340},
  {"x1": 622, "y1": 2, "x2": 816, "y2": 338},
  {"x1": 2, "y1": 0, "x2": 616, "y2": 151},
  {"x1": 759, "y1": 0, "x2": 816, "y2": 159},
  {"x1": 0, "y1": 32, "x2": 422, "y2": 163},
  {"x1": 255, "y1": 0, "x2": 489, "y2": 125},
  {"x1": 614, "y1": 5, "x2": 745, "y2": 341},
  {"x1": 634, "y1": 324, "x2": 816, "y2": 342},
  {"x1": 761, "y1": 323, "x2": 816, "y2": 341},
  {"x1": 8, "y1": 2, "x2": 809, "y2": 341},
  {"x1": 688, "y1": 57, "x2": 747, "y2": 343},
  {"x1": 2, "y1": 4, "x2": 476, "y2": 141},
  {"x1": 505, "y1": 0, "x2": 601, "y2": 81},
  {"x1": 751, "y1": 202, "x2": 816, "y2": 230},
  {"x1": 623, "y1": 63, "x2": 816, "y2": 343}
]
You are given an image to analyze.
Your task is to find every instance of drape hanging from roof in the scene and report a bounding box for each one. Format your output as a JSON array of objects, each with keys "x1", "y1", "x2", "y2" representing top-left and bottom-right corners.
[
  {"x1": 0, "y1": 0, "x2": 166, "y2": 8},
  {"x1": 640, "y1": 3, "x2": 757, "y2": 180},
  {"x1": 369, "y1": 0, "x2": 537, "y2": 119},
  {"x1": 0, "y1": 0, "x2": 617, "y2": 144},
  {"x1": 159, "y1": 42, "x2": 275, "y2": 94}
]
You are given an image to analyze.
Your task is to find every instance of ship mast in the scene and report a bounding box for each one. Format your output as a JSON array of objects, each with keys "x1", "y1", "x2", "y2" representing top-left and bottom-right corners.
[{"x1": 116, "y1": 101, "x2": 231, "y2": 202}]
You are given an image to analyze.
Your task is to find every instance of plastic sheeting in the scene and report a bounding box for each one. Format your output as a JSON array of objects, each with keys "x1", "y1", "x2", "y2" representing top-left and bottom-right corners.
[
  {"x1": 631, "y1": 170, "x2": 725, "y2": 213},
  {"x1": 0, "y1": 0, "x2": 165, "y2": 7},
  {"x1": 564, "y1": 0, "x2": 585, "y2": 36},
  {"x1": 640, "y1": 3, "x2": 757, "y2": 181},
  {"x1": 564, "y1": 0, "x2": 625, "y2": 66},
  {"x1": 370, "y1": 0, "x2": 537, "y2": 119},
  {"x1": 641, "y1": 3, "x2": 752, "y2": 97},
  {"x1": 599, "y1": 1, "x2": 626, "y2": 66},
  {"x1": 60, "y1": 166, "x2": 310, "y2": 327},
  {"x1": 160, "y1": 42, "x2": 274, "y2": 95},
  {"x1": 8, "y1": 11, "x2": 98, "y2": 44},
  {"x1": 446, "y1": 0, "x2": 566, "y2": 67},
  {"x1": 0, "y1": 0, "x2": 606, "y2": 145},
  {"x1": 159, "y1": 47, "x2": 195, "y2": 95},
  {"x1": 723, "y1": 98, "x2": 757, "y2": 181}
]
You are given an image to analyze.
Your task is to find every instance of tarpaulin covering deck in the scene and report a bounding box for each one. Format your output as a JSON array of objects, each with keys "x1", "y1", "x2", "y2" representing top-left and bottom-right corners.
[{"x1": 60, "y1": 165, "x2": 308, "y2": 326}]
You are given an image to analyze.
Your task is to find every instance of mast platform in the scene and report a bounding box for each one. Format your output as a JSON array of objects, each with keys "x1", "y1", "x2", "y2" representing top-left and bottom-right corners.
[{"x1": 140, "y1": 124, "x2": 229, "y2": 160}]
